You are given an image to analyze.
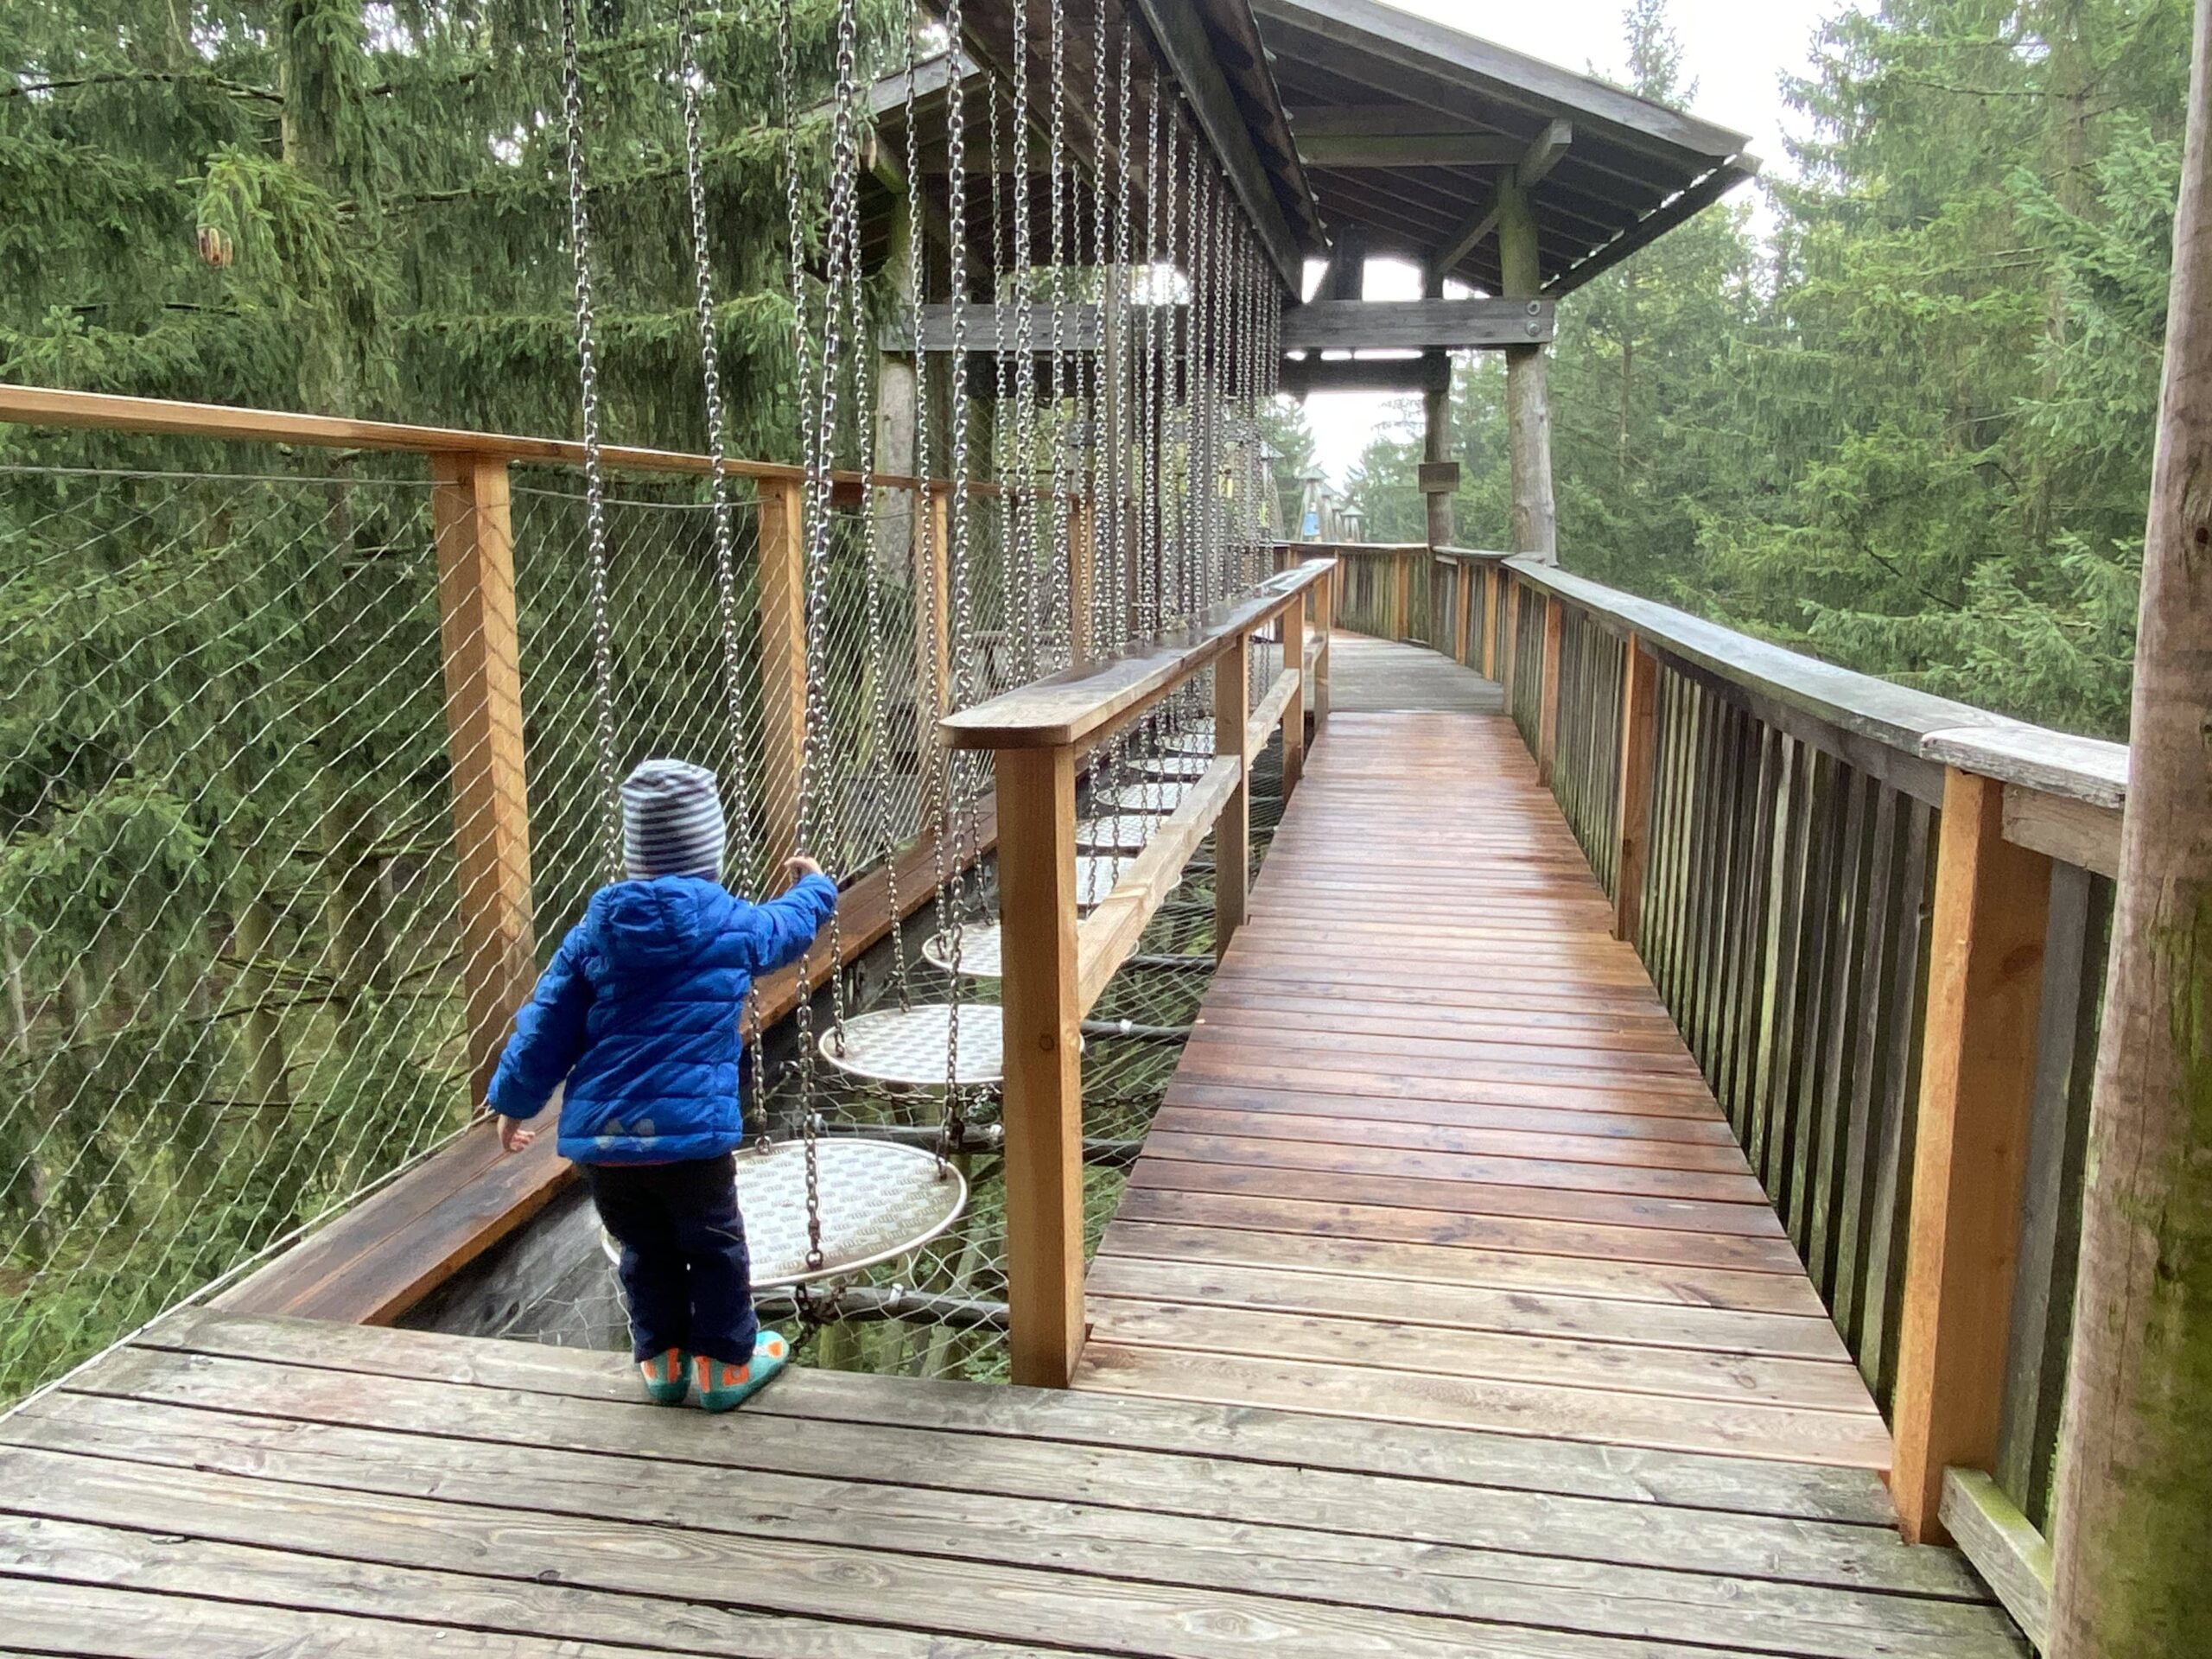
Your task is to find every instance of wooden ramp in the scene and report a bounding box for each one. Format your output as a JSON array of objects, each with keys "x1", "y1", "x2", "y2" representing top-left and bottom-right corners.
[
  {"x1": 0, "y1": 1307, "x2": 2022, "y2": 1657},
  {"x1": 1077, "y1": 675, "x2": 1894, "y2": 1471}
]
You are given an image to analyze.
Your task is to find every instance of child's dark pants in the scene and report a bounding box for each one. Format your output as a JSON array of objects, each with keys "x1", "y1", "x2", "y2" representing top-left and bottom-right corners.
[{"x1": 584, "y1": 1154, "x2": 757, "y2": 1366}]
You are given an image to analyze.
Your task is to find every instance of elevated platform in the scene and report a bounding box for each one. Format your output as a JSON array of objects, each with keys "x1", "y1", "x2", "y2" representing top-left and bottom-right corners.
[
  {"x1": 0, "y1": 634, "x2": 2020, "y2": 1656},
  {"x1": 3, "y1": 1307, "x2": 2017, "y2": 1656}
]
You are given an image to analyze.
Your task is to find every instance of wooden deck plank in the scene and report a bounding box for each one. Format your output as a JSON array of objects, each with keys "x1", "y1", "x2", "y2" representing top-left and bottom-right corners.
[{"x1": 1078, "y1": 689, "x2": 1897, "y2": 1474}]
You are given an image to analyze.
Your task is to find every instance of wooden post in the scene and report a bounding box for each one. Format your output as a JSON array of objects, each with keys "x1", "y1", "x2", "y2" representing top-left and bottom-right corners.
[
  {"x1": 1280, "y1": 594, "x2": 1306, "y2": 798},
  {"x1": 1536, "y1": 596, "x2": 1564, "y2": 784},
  {"x1": 1392, "y1": 550, "x2": 1412, "y2": 640},
  {"x1": 1497, "y1": 176, "x2": 1558, "y2": 561},
  {"x1": 1479, "y1": 563, "x2": 1499, "y2": 680},
  {"x1": 429, "y1": 454, "x2": 534, "y2": 1110},
  {"x1": 1891, "y1": 766, "x2": 2053, "y2": 1544},
  {"x1": 995, "y1": 743, "x2": 1085, "y2": 1389},
  {"x1": 1214, "y1": 632, "x2": 1250, "y2": 954},
  {"x1": 1452, "y1": 562, "x2": 1473, "y2": 665},
  {"x1": 757, "y1": 477, "x2": 807, "y2": 866},
  {"x1": 1313, "y1": 563, "x2": 1333, "y2": 727},
  {"x1": 1502, "y1": 574, "x2": 1522, "y2": 702},
  {"x1": 1068, "y1": 496, "x2": 1095, "y2": 664},
  {"x1": 913, "y1": 486, "x2": 951, "y2": 829},
  {"x1": 1612, "y1": 636, "x2": 1659, "y2": 944}
]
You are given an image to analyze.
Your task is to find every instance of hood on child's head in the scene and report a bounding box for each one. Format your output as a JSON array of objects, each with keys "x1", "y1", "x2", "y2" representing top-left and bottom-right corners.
[{"x1": 586, "y1": 875, "x2": 729, "y2": 969}]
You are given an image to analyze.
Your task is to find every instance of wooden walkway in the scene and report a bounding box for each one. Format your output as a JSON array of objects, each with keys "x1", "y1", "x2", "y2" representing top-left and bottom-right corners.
[
  {"x1": 3, "y1": 1306, "x2": 2020, "y2": 1657},
  {"x1": 1078, "y1": 643, "x2": 1894, "y2": 1470},
  {"x1": 0, "y1": 635, "x2": 2020, "y2": 1656}
]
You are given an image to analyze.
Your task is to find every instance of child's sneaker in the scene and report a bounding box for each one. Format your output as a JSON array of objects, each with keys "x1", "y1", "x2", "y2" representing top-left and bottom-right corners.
[
  {"x1": 639, "y1": 1348, "x2": 689, "y2": 1405},
  {"x1": 694, "y1": 1331, "x2": 789, "y2": 1412}
]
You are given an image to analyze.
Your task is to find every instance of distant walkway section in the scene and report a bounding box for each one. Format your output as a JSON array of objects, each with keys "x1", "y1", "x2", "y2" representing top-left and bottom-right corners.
[
  {"x1": 1078, "y1": 636, "x2": 1895, "y2": 1472},
  {"x1": 1323, "y1": 628, "x2": 1506, "y2": 712}
]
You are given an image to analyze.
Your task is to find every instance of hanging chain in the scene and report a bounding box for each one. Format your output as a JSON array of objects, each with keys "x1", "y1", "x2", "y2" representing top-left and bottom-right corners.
[
  {"x1": 1044, "y1": 0, "x2": 1072, "y2": 667},
  {"x1": 933, "y1": 0, "x2": 982, "y2": 1156},
  {"x1": 556, "y1": 0, "x2": 623, "y2": 881},
  {"x1": 1007, "y1": 4, "x2": 1039, "y2": 683}
]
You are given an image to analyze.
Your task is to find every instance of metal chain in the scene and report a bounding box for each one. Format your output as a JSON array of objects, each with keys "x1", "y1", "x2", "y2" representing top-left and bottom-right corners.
[
  {"x1": 1045, "y1": 0, "x2": 1072, "y2": 668},
  {"x1": 556, "y1": 0, "x2": 623, "y2": 881},
  {"x1": 1007, "y1": 4, "x2": 1039, "y2": 683},
  {"x1": 933, "y1": 0, "x2": 982, "y2": 1154}
]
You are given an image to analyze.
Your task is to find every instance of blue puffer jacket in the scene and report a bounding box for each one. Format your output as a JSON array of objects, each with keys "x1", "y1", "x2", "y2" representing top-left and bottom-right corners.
[{"x1": 486, "y1": 872, "x2": 838, "y2": 1164}]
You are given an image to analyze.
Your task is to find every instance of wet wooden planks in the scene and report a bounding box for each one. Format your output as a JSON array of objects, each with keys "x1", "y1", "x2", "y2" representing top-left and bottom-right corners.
[
  {"x1": 1320, "y1": 628, "x2": 1508, "y2": 713},
  {"x1": 0, "y1": 1309, "x2": 2022, "y2": 1658},
  {"x1": 1079, "y1": 702, "x2": 1899, "y2": 1473}
]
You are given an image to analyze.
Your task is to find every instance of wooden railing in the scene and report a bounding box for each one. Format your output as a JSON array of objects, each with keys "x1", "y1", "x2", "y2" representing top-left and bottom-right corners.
[
  {"x1": 1281, "y1": 540, "x2": 1428, "y2": 642},
  {"x1": 942, "y1": 558, "x2": 1336, "y2": 1389},
  {"x1": 0, "y1": 384, "x2": 1075, "y2": 1344},
  {"x1": 1354, "y1": 545, "x2": 2127, "y2": 1645}
]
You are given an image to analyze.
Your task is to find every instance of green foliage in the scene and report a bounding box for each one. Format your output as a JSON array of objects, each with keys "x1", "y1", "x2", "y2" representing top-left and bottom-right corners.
[
  {"x1": 1344, "y1": 0, "x2": 2186, "y2": 740},
  {"x1": 0, "y1": 0, "x2": 906, "y2": 1402}
]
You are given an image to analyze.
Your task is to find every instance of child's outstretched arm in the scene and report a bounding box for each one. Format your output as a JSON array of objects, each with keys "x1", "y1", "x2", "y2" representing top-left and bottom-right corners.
[
  {"x1": 485, "y1": 924, "x2": 594, "y2": 1152},
  {"x1": 739, "y1": 856, "x2": 840, "y2": 976}
]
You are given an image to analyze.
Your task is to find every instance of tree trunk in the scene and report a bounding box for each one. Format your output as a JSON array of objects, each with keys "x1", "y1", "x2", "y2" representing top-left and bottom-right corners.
[{"x1": 2047, "y1": 1, "x2": 2212, "y2": 1650}]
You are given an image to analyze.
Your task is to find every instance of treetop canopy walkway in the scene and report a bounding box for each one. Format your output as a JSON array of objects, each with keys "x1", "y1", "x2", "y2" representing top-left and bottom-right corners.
[{"x1": 0, "y1": 0, "x2": 2147, "y2": 1652}]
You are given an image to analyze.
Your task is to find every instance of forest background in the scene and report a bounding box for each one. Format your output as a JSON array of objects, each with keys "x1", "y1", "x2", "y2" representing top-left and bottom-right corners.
[
  {"x1": 1317, "y1": 0, "x2": 2187, "y2": 741},
  {"x1": 0, "y1": 0, "x2": 2184, "y2": 1400}
]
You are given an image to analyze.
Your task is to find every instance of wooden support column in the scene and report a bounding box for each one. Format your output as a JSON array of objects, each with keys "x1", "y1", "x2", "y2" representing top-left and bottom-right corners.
[
  {"x1": 1611, "y1": 636, "x2": 1659, "y2": 943},
  {"x1": 1891, "y1": 766, "x2": 2054, "y2": 1543},
  {"x1": 429, "y1": 453, "x2": 534, "y2": 1110},
  {"x1": 1393, "y1": 550, "x2": 1412, "y2": 640},
  {"x1": 1497, "y1": 178, "x2": 1558, "y2": 561},
  {"x1": 1214, "y1": 632, "x2": 1250, "y2": 954},
  {"x1": 757, "y1": 476, "x2": 807, "y2": 866},
  {"x1": 1536, "y1": 595, "x2": 1564, "y2": 784},
  {"x1": 995, "y1": 743, "x2": 1085, "y2": 1389},
  {"x1": 1068, "y1": 496, "x2": 1095, "y2": 664},
  {"x1": 1281, "y1": 594, "x2": 1307, "y2": 797},
  {"x1": 1421, "y1": 266, "x2": 1455, "y2": 550}
]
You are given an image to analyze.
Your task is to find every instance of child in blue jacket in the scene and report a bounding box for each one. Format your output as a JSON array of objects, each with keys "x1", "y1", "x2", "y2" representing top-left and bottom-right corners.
[{"x1": 486, "y1": 758, "x2": 838, "y2": 1411}]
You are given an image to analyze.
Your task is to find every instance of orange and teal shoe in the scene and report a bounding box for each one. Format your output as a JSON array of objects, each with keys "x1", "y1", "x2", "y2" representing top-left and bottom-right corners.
[
  {"x1": 639, "y1": 1348, "x2": 690, "y2": 1405},
  {"x1": 694, "y1": 1331, "x2": 789, "y2": 1413}
]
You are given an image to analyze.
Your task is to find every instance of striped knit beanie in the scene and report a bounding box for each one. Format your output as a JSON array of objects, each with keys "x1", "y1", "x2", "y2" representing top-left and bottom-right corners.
[{"x1": 620, "y1": 759, "x2": 726, "y2": 882}]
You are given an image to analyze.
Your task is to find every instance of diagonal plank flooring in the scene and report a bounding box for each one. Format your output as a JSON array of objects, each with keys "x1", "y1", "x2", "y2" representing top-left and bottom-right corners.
[{"x1": 1077, "y1": 676, "x2": 1897, "y2": 1471}]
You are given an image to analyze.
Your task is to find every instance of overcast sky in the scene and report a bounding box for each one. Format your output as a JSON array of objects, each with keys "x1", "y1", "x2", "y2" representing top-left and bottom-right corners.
[{"x1": 1295, "y1": 0, "x2": 1838, "y2": 486}]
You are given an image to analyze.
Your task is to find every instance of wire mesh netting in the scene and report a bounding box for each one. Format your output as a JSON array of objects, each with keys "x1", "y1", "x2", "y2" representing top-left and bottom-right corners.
[{"x1": 0, "y1": 460, "x2": 472, "y2": 1400}]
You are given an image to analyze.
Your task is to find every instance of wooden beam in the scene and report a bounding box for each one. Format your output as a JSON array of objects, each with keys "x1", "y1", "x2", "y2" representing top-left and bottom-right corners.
[
  {"x1": 1612, "y1": 637, "x2": 1659, "y2": 943},
  {"x1": 1128, "y1": 0, "x2": 1307, "y2": 291},
  {"x1": 1279, "y1": 297, "x2": 1554, "y2": 353},
  {"x1": 1433, "y1": 199, "x2": 1501, "y2": 283},
  {"x1": 1890, "y1": 766, "x2": 2053, "y2": 1543},
  {"x1": 1313, "y1": 563, "x2": 1334, "y2": 725},
  {"x1": 1546, "y1": 156, "x2": 1760, "y2": 297},
  {"x1": 995, "y1": 745, "x2": 1085, "y2": 1389},
  {"x1": 1392, "y1": 550, "x2": 1412, "y2": 640},
  {"x1": 1942, "y1": 1468, "x2": 2052, "y2": 1650},
  {"x1": 1287, "y1": 104, "x2": 1512, "y2": 137},
  {"x1": 757, "y1": 477, "x2": 807, "y2": 865},
  {"x1": 429, "y1": 454, "x2": 533, "y2": 1112},
  {"x1": 1277, "y1": 354, "x2": 1453, "y2": 398},
  {"x1": 1479, "y1": 563, "x2": 1499, "y2": 679},
  {"x1": 1536, "y1": 594, "x2": 1564, "y2": 785},
  {"x1": 1518, "y1": 118, "x2": 1574, "y2": 188},
  {"x1": 1075, "y1": 757, "x2": 1240, "y2": 1012},
  {"x1": 1213, "y1": 631, "x2": 1251, "y2": 955},
  {"x1": 1297, "y1": 132, "x2": 1525, "y2": 168}
]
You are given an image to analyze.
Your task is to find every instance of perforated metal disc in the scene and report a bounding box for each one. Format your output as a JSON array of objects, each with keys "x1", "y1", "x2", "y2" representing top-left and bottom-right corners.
[
  {"x1": 1075, "y1": 814, "x2": 1154, "y2": 853},
  {"x1": 820, "y1": 1002, "x2": 1003, "y2": 1085},
  {"x1": 1094, "y1": 781, "x2": 1192, "y2": 813},
  {"x1": 1136, "y1": 753, "x2": 1212, "y2": 779},
  {"x1": 601, "y1": 1138, "x2": 967, "y2": 1289},
  {"x1": 923, "y1": 919, "x2": 1001, "y2": 978},
  {"x1": 1161, "y1": 721, "x2": 1217, "y2": 755}
]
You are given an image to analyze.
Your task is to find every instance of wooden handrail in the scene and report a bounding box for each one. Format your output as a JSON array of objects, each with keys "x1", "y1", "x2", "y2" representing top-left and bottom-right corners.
[
  {"x1": 0, "y1": 382, "x2": 1058, "y2": 499},
  {"x1": 949, "y1": 558, "x2": 1334, "y2": 1389},
  {"x1": 941, "y1": 562, "x2": 1332, "y2": 750}
]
